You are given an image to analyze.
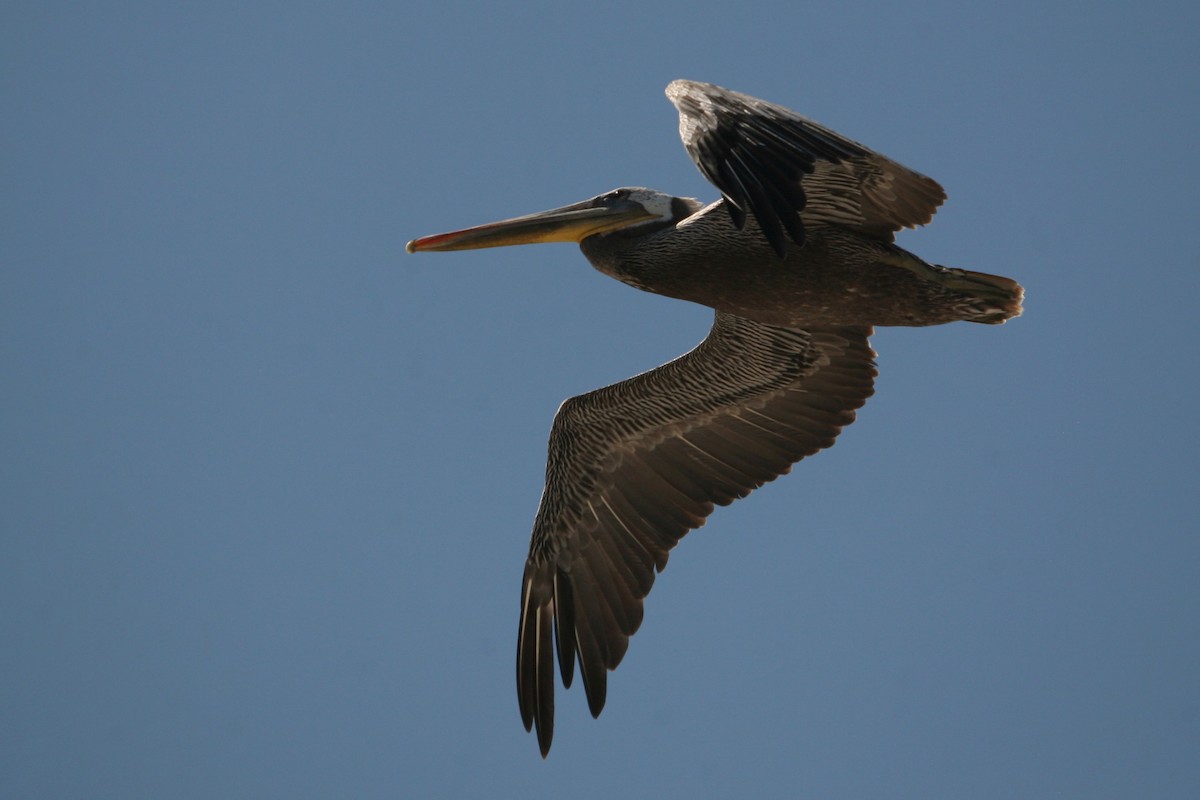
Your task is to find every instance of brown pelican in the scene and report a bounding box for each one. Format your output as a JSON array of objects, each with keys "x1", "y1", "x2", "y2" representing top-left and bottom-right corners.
[{"x1": 406, "y1": 79, "x2": 1023, "y2": 757}]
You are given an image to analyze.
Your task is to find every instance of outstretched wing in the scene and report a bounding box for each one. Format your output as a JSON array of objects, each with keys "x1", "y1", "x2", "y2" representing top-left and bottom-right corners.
[
  {"x1": 517, "y1": 312, "x2": 876, "y2": 756},
  {"x1": 666, "y1": 79, "x2": 946, "y2": 255}
]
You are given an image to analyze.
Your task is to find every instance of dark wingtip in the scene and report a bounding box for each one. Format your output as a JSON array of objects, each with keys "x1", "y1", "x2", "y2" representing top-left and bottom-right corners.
[
  {"x1": 554, "y1": 567, "x2": 576, "y2": 689},
  {"x1": 768, "y1": 232, "x2": 788, "y2": 259},
  {"x1": 723, "y1": 196, "x2": 747, "y2": 230},
  {"x1": 536, "y1": 719, "x2": 553, "y2": 758},
  {"x1": 582, "y1": 668, "x2": 608, "y2": 719}
]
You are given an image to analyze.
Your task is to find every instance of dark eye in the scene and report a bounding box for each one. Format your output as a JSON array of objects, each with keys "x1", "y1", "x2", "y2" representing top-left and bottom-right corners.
[{"x1": 594, "y1": 189, "x2": 629, "y2": 208}]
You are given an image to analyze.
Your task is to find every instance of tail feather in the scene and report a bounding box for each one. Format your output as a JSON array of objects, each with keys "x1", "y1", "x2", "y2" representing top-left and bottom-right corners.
[
  {"x1": 931, "y1": 264, "x2": 1024, "y2": 324},
  {"x1": 877, "y1": 248, "x2": 1024, "y2": 325}
]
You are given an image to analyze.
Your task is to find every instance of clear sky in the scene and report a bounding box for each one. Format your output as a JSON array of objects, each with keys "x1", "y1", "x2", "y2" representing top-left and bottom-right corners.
[{"x1": 3, "y1": 2, "x2": 1198, "y2": 798}]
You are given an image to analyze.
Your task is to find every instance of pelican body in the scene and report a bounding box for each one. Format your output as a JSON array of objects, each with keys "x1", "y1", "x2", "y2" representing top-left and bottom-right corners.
[{"x1": 407, "y1": 80, "x2": 1023, "y2": 757}]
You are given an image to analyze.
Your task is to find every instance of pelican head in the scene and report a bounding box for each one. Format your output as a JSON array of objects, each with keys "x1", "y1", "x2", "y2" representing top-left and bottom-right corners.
[{"x1": 406, "y1": 187, "x2": 684, "y2": 253}]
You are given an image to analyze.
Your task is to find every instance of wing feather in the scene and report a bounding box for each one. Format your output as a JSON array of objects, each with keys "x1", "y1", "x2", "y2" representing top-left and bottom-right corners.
[
  {"x1": 516, "y1": 312, "x2": 877, "y2": 755},
  {"x1": 666, "y1": 79, "x2": 946, "y2": 254}
]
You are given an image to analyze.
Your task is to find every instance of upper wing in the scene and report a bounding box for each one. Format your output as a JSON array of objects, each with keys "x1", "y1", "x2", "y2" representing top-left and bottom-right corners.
[
  {"x1": 516, "y1": 312, "x2": 876, "y2": 756},
  {"x1": 666, "y1": 79, "x2": 946, "y2": 255}
]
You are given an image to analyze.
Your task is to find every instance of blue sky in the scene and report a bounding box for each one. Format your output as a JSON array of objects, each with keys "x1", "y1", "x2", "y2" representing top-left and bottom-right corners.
[{"x1": 3, "y1": 2, "x2": 1198, "y2": 797}]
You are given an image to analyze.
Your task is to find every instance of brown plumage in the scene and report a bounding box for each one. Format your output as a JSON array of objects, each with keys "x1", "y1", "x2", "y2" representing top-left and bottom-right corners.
[{"x1": 406, "y1": 79, "x2": 1023, "y2": 757}]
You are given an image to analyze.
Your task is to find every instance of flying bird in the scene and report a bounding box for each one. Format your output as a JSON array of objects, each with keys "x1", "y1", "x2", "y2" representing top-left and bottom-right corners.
[{"x1": 406, "y1": 79, "x2": 1023, "y2": 757}]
